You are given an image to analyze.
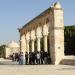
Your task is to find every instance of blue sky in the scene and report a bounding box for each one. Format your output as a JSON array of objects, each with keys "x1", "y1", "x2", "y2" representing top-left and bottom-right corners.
[{"x1": 0, "y1": 0, "x2": 75, "y2": 44}]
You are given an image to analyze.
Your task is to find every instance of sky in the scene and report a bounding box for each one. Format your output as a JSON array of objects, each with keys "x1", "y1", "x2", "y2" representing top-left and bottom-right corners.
[{"x1": 0, "y1": 0, "x2": 75, "y2": 44}]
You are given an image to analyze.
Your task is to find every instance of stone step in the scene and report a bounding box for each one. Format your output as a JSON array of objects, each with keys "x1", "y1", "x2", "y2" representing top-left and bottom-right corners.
[{"x1": 61, "y1": 56, "x2": 75, "y2": 65}]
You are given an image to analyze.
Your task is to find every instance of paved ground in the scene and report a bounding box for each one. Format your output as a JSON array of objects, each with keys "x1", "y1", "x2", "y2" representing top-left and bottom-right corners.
[
  {"x1": 0, "y1": 58, "x2": 18, "y2": 65},
  {"x1": 0, "y1": 58, "x2": 75, "y2": 75}
]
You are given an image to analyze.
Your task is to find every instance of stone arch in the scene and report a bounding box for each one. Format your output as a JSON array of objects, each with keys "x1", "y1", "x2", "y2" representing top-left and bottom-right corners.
[
  {"x1": 46, "y1": 18, "x2": 49, "y2": 24},
  {"x1": 36, "y1": 26, "x2": 42, "y2": 38}
]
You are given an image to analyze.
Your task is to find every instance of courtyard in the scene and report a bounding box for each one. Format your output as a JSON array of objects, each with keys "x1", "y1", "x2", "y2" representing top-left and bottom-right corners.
[
  {"x1": 0, "y1": 58, "x2": 75, "y2": 75},
  {"x1": 0, "y1": 64, "x2": 75, "y2": 75}
]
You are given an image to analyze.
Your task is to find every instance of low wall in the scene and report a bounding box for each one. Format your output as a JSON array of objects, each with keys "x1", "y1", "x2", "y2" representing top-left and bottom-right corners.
[{"x1": 60, "y1": 56, "x2": 75, "y2": 65}]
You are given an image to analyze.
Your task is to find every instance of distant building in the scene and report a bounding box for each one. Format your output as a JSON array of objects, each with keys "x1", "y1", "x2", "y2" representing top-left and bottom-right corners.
[{"x1": 5, "y1": 41, "x2": 20, "y2": 58}]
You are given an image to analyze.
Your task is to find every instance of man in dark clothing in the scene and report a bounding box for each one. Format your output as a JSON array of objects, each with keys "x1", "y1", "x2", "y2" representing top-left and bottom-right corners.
[
  {"x1": 44, "y1": 52, "x2": 48, "y2": 64},
  {"x1": 12, "y1": 53, "x2": 15, "y2": 61},
  {"x1": 35, "y1": 52, "x2": 37, "y2": 64},
  {"x1": 31, "y1": 52, "x2": 35, "y2": 64},
  {"x1": 40, "y1": 51, "x2": 44, "y2": 64},
  {"x1": 29, "y1": 52, "x2": 32, "y2": 64},
  {"x1": 25, "y1": 52, "x2": 28, "y2": 65}
]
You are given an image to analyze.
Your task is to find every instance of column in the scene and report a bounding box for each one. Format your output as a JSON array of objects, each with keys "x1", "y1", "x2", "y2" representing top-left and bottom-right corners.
[
  {"x1": 44, "y1": 35, "x2": 48, "y2": 52},
  {"x1": 20, "y1": 35, "x2": 26, "y2": 64},
  {"x1": 26, "y1": 32, "x2": 30, "y2": 53},
  {"x1": 31, "y1": 40, "x2": 34, "y2": 52},
  {"x1": 37, "y1": 38, "x2": 41, "y2": 52},
  {"x1": 20, "y1": 35, "x2": 26, "y2": 52},
  {"x1": 36, "y1": 27, "x2": 42, "y2": 52}
]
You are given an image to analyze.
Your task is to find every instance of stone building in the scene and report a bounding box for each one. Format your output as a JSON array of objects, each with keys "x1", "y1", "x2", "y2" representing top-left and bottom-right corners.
[
  {"x1": 18, "y1": 2, "x2": 64, "y2": 65},
  {"x1": 5, "y1": 41, "x2": 19, "y2": 58}
]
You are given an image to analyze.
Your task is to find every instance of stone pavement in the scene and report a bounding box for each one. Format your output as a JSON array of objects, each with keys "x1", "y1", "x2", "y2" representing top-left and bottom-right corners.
[
  {"x1": 0, "y1": 58, "x2": 18, "y2": 65},
  {"x1": 0, "y1": 58, "x2": 75, "y2": 75},
  {"x1": 0, "y1": 65, "x2": 75, "y2": 75}
]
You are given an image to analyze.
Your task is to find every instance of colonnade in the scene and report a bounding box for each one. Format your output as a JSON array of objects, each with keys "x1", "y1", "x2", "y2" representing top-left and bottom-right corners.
[
  {"x1": 20, "y1": 24, "x2": 49, "y2": 54},
  {"x1": 19, "y1": 2, "x2": 64, "y2": 64}
]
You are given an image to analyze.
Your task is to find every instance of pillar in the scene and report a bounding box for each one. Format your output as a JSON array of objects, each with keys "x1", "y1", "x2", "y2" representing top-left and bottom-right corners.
[
  {"x1": 26, "y1": 32, "x2": 30, "y2": 53},
  {"x1": 50, "y1": 2, "x2": 64, "y2": 64},
  {"x1": 36, "y1": 27, "x2": 42, "y2": 52},
  {"x1": 20, "y1": 35, "x2": 26, "y2": 52},
  {"x1": 31, "y1": 30, "x2": 35, "y2": 52},
  {"x1": 20, "y1": 34, "x2": 26, "y2": 64}
]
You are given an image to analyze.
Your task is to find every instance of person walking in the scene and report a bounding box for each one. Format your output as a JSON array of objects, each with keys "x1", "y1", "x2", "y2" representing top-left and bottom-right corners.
[{"x1": 19, "y1": 52, "x2": 24, "y2": 65}]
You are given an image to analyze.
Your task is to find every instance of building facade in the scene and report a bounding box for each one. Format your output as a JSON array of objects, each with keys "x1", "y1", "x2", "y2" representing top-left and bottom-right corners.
[
  {"x1": 18, "y1": 2, "x2": 64, "y2": 65},
  {"x1": 5, "y1": 41, "x2": 19, "y2": 58}
]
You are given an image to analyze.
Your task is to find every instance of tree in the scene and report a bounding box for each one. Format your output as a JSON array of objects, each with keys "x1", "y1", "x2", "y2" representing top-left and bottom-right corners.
[
  {"x1": 64, "y1": 25, "x2": 75, "y2": 55},
  {"x1": 0, "y1": 45, "x2": 6, "y2": 58}
]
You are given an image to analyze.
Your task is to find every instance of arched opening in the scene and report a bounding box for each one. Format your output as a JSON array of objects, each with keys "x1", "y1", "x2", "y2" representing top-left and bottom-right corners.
[
  {"x1": 47, "y1": 35, "x2": 51, "y2": 64},
  {"x1": 40, "y1": 37, "x2": 44, "y2": 52},
  {"x1": 34, "y1": 39, "x2": 37, "y2": 52},
  {"x1": 29, "y1": 40, "x2": 31, "y2": 52}
]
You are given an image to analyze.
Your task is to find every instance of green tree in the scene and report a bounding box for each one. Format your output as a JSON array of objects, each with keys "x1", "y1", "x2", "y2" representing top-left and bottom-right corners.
[
  {"x1": 64, "y1": 25, "x2": 75, "y2": 55},
  {"x1": 0, "y1": 45, "x2": 6, "y2": 58}
]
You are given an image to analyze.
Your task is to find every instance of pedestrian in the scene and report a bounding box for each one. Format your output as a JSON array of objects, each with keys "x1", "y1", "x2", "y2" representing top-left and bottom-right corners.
[
  {"x1": 12, "y1": 53, "x2": 15, "y2": 61},
  {"x1": 32, "y1": 52, "x2": 35, "y2": 65},
  {"x1": 40, "y1": 51, "x2": 44, "y2": 64},
  {"x1": 44, "y1": 52, "x2": 48, "y2": 64},
  {"x1": 19, "y1": 52, "x2": 24, "y2": 65},
  {"x1": 35, "y1": 51, "x2": 37, "y2": 64},
  {"x1": 36, "y1": 51, "x2": 41, "y2": 64},
  {"x1": 25, "y1": 52, "x2": 28, "y2": 65},
  {"x1": 29, "y1": 52, "x2": 32, "y2": 64}
]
